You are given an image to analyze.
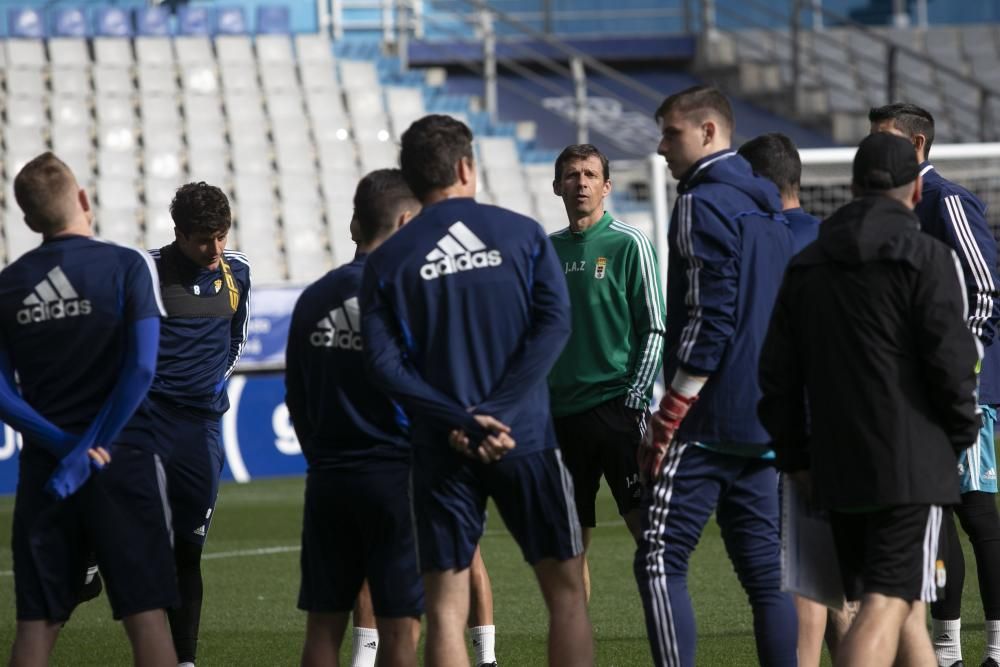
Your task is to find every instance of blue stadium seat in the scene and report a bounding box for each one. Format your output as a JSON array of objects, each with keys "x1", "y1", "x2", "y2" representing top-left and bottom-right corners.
[
  {"x1": 51, "y1": 7, "x2": 88, "y2": 38},
  {"x1": 136, "y1": 6, "x2": 171, "y2": 36},
  {"x1": 178, "y1": 5, "x2": 212, "y2": 35},
  {"x1": 8, "y1": 7, "x2": 45, "y2": 39},
  {"x1": 256, "y1": 5, "x2": 290, "y2": 34},
  {"x1": 216, "y1": 6, "x2": 247, "y2": 35},
  {"x1": 96, "y1": 6, "x2": 133, "y2": 37}
]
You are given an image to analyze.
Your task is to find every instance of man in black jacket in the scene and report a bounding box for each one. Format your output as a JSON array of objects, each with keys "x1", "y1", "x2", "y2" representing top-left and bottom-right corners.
[{"x1": 759, "y1": 132, "x2": 980, "y2": 667}]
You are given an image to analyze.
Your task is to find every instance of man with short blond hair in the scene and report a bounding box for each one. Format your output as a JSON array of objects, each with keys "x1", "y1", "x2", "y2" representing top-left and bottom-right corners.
[{"x1": 0, "y1": 152, "x2": 176, "y2": 666}]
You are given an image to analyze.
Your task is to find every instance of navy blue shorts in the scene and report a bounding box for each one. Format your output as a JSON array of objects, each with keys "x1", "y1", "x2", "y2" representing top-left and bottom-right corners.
[
  {"x1": 298, "y1": 465, "x2": 423, "y2": 617},
  {"x1": 13, "y1": 444, "x2": 178, "y2": 622},
  {"x1": 150, "y1": 398, "x2": 224, "y2": 546},
  {"x1": 411, "y1": 447, "x2": 584, "y2": 572}
]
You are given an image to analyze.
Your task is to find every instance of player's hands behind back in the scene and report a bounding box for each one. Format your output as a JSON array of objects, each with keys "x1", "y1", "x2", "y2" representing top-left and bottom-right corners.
[
  {"x1": 448, "y1": 415, "x2": 516, "y2": 463},
  {"x1": 638, "y1": 388, "x2": 697, "y2": 483}
]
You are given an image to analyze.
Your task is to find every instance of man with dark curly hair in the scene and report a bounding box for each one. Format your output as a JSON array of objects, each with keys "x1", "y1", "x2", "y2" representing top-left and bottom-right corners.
[{"x1": 145, "y1": 182, "x2": 252, "y2": 667}]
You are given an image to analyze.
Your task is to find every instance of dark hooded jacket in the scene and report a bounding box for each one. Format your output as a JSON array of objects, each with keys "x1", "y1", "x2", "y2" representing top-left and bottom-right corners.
[
  {"x1": 759, "y1": 195, "x2": 980, "y2": 509},
  {"x1": 664, "y1": 149, "x2": 797, "y2": 447}
]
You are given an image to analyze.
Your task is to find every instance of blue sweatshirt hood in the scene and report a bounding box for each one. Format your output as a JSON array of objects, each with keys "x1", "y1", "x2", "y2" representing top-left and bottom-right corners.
[{"x1": 679, "y1": 150, "x2": 784, "y2": 216}]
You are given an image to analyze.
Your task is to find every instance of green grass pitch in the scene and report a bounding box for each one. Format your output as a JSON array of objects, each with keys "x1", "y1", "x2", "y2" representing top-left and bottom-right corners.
[{"x1": 0, "y1": 477, "x2": 990, "y2": 665}]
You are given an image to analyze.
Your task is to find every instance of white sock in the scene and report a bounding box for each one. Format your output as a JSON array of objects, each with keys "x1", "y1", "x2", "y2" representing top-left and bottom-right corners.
[
  {"x1": 178, "y1": 663, "x2": 195, "y2": 667},
  {"x1": 932, "y1": 618, "x2": 962, "y2": 665},
  {"x1": 469, "y1": 625, "x2": 496, "y2": 665},
  {"x1": 350, "y1": 627, "x2": 378, "y2": 667},
  {"x1": 986, "y1": 619, "x2": 1000, "y2": 661}
]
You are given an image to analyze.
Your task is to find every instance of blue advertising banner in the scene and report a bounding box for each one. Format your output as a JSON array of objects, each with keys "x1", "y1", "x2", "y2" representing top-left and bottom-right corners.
[
  {"x1": 238, "y1": 286, "x2": 302, "y2": 371},
  {"x1": 0, "y1": 373, "x2": 305, "y2": 495}
]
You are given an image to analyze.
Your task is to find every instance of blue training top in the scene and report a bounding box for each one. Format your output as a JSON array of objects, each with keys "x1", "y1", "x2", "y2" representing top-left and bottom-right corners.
[
  {"x1": 783, "y1": 207, "x2": 821, "y2": 254},
  {"x1": 147, "y1": 244, "x2": 251, "y2": 416},
  {"x1": 0, "y1": 234, "x2": 164, "y2": 444},
  {"x1": 285, "y1": 254, "x2": 410, "y2": 471},
  {"x1": 915, "y1": 162, "x2": 1000, "y2": 405},
  {"x1": 359, "y1": 197, "x2": 571, "y2": 458},
  {"x1": 664, "y1": 150, "x2": 797, "y2": 447}
]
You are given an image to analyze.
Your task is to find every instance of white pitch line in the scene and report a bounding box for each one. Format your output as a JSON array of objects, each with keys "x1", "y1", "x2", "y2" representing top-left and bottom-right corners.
[{"x1": 0, "y1": 519, "x2": 629, "y2": 577}]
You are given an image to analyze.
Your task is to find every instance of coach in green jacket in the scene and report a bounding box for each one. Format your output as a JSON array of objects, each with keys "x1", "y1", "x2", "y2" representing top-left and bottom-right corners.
[{"x1": 547, "y1": 143, "x2": 666, "y2": 602}]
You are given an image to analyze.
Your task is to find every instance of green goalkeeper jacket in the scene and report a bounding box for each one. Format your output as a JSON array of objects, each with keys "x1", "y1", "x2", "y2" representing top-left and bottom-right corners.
[{"x1": 548, "y1": 212, "x2": 665, "y2": 418}]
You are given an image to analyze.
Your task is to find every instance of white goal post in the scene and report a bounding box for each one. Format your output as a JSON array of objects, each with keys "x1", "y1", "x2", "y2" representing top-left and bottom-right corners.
[{"x1": 645, "y1": 142, "x2": 1000, "y2": 292}]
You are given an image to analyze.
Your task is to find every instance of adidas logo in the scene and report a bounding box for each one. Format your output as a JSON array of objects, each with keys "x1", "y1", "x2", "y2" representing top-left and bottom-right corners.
[
  {"x1": 985, "y1": 468, "x2": 997, "y2": 480},
  {"x1": 364, "y1": 641, "x2": 377, "y2": 649},
  {"x1": 419, "y1": 221, "x2": 502, "y2": 281},
  {"x1": 17, "y1": 266, "x2": 92, "y2": 325},
  {"x1": 194, "y1": 525, "x2": 207, "y2": 537},
  {"x1": 310, "y1": 296, "x2": 362, "y2": 350}
]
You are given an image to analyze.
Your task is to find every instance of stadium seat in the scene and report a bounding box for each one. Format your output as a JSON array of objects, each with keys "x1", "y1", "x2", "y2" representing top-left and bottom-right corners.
[
  {"x1": 136, "y1": 36, "x2": 174, "y2": 66},
  {"x1": 144, "y1": 146, "x2": 184, "y2": 177},
  {"x1": 216, "y1": 35, "x2": 254, "y2": 65},
  {"x1": 299, "y1": 63, "x2": 339, "y2": 92},
  {"x1": 51, "y1": 69, "x2": 91, "y2": 97},
  {"x1": 49, "y1": 37, "x2": 88, "y2": 67},
  {"x1": 95, "y1": 7, "x2": 133, "y2": 38},
  {"x1": 97, "y1": 210, "x2": 143, "y2": 246},
  {"x1": 94, "y1": 66, "x2": 134, "y2": 97},
  {"x1": 175, "y1": 36, "x2": 215, "y2": 66},
  {"x1": 50, "y1": 124, "x2": 92, "y2": 155},
  {"x1": 58, "y1": 150, "x2": 93, "y2": 186},
  {"x1": 139, "y1": 65, "x2": 180, "y2": 95},
  {"x1": 51, "y1": 96, "x2": 92, "y2": 127},
  {"x1": 339, "y1": 60, "x2": 379, "y2": 92},
  {"x1": 268, "y1": 93, "x2": 307, "y2": 120},
  {"x1": 318, "y1": 144, "x2": 358, "y2": 172},
  {"x1": 98, "y1": 177, "x2": 141, "y2": 211},
  {"x1": 294, "y1": 33, "x2": 333, "y2": 64},
  {"x1": 219, "y1": 64, "x2": 258, "y2": 93},
  {"x1": 51, "y1": 7, "x2": 87, "y2": 38},
  {"x1": 98, "y1": 148, "x2": 138, "y2": 178},
  {"x1": 6, "y1": 98, "x2": 46, "y2": 128},
  {"x1": 4, "y1": 125, "x2": 46, "y2": 155},
  {"x1": 256, "y1": 34, "x2": 294, "y2": 65},
  {"x1": 98, "y1": 124, "x2": 138, "y2": 152},
  {"x1": 231, "y1": 144, "x2": 273, "y2": 176},
  {"x1": 257, "y1": 6, "x2": 291, "y2": 35},
  {"x1": 6, "y1": 69, "x2": 46, "y2": 98},
  {"x1": 144, "y1": 206, "x2": 176, "y2": 248},
  {"x1": 96, "y1": 96, "x2": 136, "y2": 126},
  {"x1": 216, "y1": 7, "x2": 248, "y2": 35},
  {"x1": 135, "y1": 6, "x2": 172, "y2": 37},
  {"x1": 178, "y1": 6, "x2": 213, "y2": 36},
  {"x1": 180, "y1": 64, "x2": 219, "y2": 94},
  {"x1": 5, "y1": 208, "x2": 39, "y2": 262},
  {"x1": 8, "y1": 7, "x2": 45, "y2": 39},
  {"x1": 4, "y1": 39, "x2": 45, "y2": 68},
  {"x1": 476, "y1": 137, "x2": 521, "y2": 169},
  {"x1": 260, "y1": 63, "x2": 299, "y2": 93},
  {"x1": 187, "y1": 146, "x2": 229, "y2": 183}
]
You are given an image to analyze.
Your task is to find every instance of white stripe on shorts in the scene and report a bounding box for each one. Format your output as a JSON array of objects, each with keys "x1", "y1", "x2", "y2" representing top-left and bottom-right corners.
[
  {"x1": 154, "y1": 454, "x2": 174, "y2": 549},
  {"x1": 921, "y1": 505, "x2": 943, "y2": 603},
  {"x1": 554, "y1": 449, "x2": 584, "y2": 556}
]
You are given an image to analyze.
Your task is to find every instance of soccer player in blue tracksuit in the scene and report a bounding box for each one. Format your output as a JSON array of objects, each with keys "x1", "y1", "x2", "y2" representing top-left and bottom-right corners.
[
  {"x1": 741, "y1": 133, "x2": 845, "y2": 666},
  {"x1": 359, "y1": 115, "x2": 593, "y2": 667},
  {"x1": 635, "y1": 87, "x2": 798, "y2": 667},
  {"x1": 738, "y1": 132, "x2": 821, "y2": 253},
  {"x1": 0, "y1": 153, "x2": 177, "y2": 666},
  {"x1": 871, "y1": 102, "x2": 1000, "y2": 667},
  {"x1": 285, "y1": 169, "x2": 424, "y2": 667},
  {"x1": 146, "y1": 182, "x2": 251, "y2": 667}
]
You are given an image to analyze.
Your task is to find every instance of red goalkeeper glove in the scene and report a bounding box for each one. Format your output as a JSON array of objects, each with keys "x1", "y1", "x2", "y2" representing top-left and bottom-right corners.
[{"x1": 638, "y1": 388, "x2": 697, "y2": 483}]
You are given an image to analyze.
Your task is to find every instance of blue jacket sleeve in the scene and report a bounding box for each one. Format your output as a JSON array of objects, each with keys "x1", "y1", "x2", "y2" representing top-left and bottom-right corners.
[
  {"x1": 0, "y1": 346, "x2": 76, "y2": 457},
  {"x1": 359, "y1": 261, "x2": 482, "y2": 437},
  {"x1": 475, "y1": 230, "x2": 571, "y2": 424},
  {"x1": 672, "y1": 193, "x2": 739, "y2": 376},
  {"x1": 938, "y1": 192, "x2": 999, "y2": 344},
  {"x1": 46, "y1": 316, "x2": 160, "y2": 499},
  {"x1": 283, "y1": 297, "x2": 311, "y2": 443},
  {"x1": 225, "y1": 261, "x2": 252, "y2": 379}
]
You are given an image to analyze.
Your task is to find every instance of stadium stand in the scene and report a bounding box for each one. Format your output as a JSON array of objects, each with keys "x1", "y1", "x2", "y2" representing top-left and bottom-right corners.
[{"x1": 0, "y1": 3, "x2": 578, "y2": 283}]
